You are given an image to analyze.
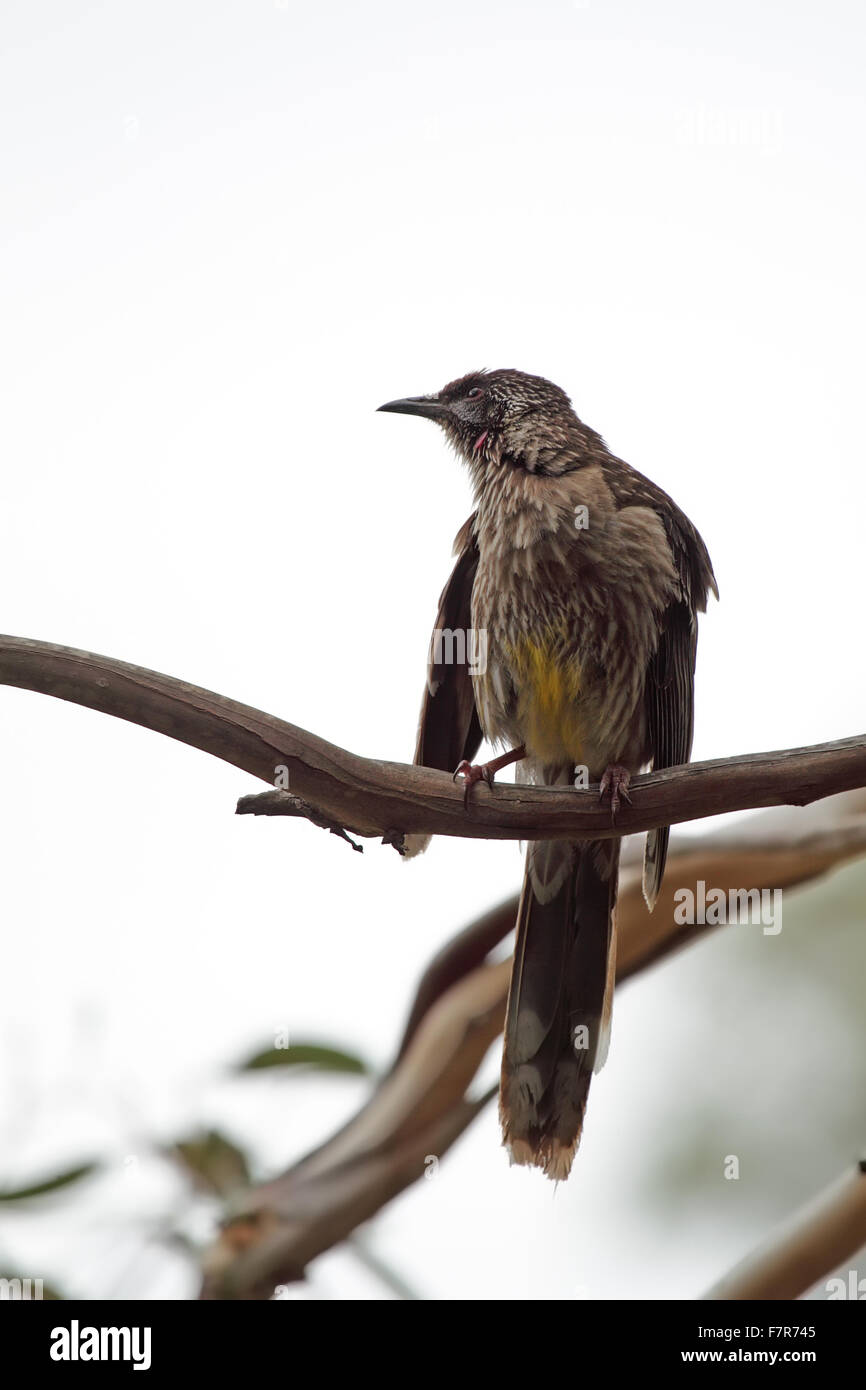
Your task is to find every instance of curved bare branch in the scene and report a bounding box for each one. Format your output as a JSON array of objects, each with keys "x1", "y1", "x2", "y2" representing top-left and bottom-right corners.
[{"x1": 1, "y1": 635, "x2": 865, "y2": 844}]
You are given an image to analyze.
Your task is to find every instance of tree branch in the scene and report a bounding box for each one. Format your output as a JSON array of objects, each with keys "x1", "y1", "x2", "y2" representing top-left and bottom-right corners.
[
  {"x1": 199, "y1": 792, "x2": 866, "y2": 1298},
  {"x1": 703, "y1": 1161, "x2": 866, "y2": 1300},
  {"x1": 1, "y1": 636, "x2": 865, "y2": 843}
]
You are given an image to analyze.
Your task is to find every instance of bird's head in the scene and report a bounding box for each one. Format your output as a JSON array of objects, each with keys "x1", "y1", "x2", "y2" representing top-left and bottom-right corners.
[{"x1": 378, "y1": 369, "x2": 578, "y2": 479}]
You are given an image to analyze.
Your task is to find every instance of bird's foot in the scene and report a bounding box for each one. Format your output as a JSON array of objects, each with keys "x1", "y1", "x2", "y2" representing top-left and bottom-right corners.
[
  {"x1": 453, "y1": 744, "x2": 526, "y2": 809},
  {"x1": 453, "y1": 760, "x2": 496, "y2": 808},
  {"x1": 599, "y1": 764, "x2": 632, "y2": 822}
]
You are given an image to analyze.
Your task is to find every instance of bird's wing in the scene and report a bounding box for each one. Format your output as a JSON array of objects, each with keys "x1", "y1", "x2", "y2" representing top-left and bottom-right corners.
[
  {"x1": 643, "y1": 506, "x2": 717, "y2": 908},
  {"x1": 405, "y1": 514, "x2": 483, "y2": 857}
]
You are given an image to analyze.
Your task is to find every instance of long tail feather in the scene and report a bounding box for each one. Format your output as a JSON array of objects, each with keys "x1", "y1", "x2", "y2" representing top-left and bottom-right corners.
[{"x1": 500, "y1": 835, "x2": 620, "y2": 1179}]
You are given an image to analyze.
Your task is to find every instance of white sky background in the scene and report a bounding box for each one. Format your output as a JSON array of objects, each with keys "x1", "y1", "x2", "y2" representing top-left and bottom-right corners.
[{"x1": 1, "y1": 0, "x2": 864, "y2": 1299}]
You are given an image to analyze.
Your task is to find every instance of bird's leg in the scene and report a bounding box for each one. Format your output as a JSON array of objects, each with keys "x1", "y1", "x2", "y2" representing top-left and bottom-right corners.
[
  {"x1": 598, "y1": 764, "x2": 632, "y2": 822},
  {"x1": 453, "y1": 745, "x2": 526, "y2": 809}
]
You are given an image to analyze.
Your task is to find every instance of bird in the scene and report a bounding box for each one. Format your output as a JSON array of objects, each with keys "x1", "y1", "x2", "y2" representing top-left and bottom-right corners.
[{"x1": 378, "y1": 369, "x2": 717, "y2": 1180}]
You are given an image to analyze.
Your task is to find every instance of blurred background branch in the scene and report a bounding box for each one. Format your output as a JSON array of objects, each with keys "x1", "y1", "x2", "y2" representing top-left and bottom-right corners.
[
  {"x1": 199, "y1": 790, "x2": 866, "y2": 1298},
  {"x1": 703, "y1": 1161, "x2": 866, "y2": 1300}
]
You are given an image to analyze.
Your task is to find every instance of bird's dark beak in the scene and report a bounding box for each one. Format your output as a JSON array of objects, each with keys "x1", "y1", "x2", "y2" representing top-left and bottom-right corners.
[{"x1": 377, "y1": 395, "x2": 449, "y2": 421}]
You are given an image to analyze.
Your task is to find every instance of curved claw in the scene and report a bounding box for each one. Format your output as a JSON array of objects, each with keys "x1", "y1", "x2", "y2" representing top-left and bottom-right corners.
[
  {"x1": 598, "y1": 764, "x2": 632, "y2": 823},
  {"x1": 453, "y1": 759, "x2": 495, "y2": 809}
]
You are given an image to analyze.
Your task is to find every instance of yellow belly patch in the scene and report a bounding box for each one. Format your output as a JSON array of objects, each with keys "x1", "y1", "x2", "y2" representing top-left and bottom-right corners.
[{"x1": 505, "y1": 635, "x2": 585, "y2": 764}]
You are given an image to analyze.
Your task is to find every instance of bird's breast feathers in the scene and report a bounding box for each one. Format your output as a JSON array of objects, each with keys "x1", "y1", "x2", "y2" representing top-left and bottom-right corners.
[
  {"x1": 470, "y1": 496, "x2": 678, "y2": 768},
  {"x1": 470, "y1": 612, "x2": 592, "y2": 764},
  {"x1": 503, "y1": 631, "x2": 586, "y2": 764}
]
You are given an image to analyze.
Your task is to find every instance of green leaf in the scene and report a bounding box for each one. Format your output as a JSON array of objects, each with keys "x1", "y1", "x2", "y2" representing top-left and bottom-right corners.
[
  {"x1": 168, "y1": 1131, "x2": 251, "y2": 1198},
  {"x1": 0, "y1": 1163, "x2": 98, "y2": 1202},
  {"x1": 237, "y1": 1042, "x2": 369, "y2": 1076}
]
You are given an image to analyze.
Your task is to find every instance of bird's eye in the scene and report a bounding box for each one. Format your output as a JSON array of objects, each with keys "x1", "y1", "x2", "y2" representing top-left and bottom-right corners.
[{"x1": 467, "y1": 387, "x2": 484, "y2": 399}]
